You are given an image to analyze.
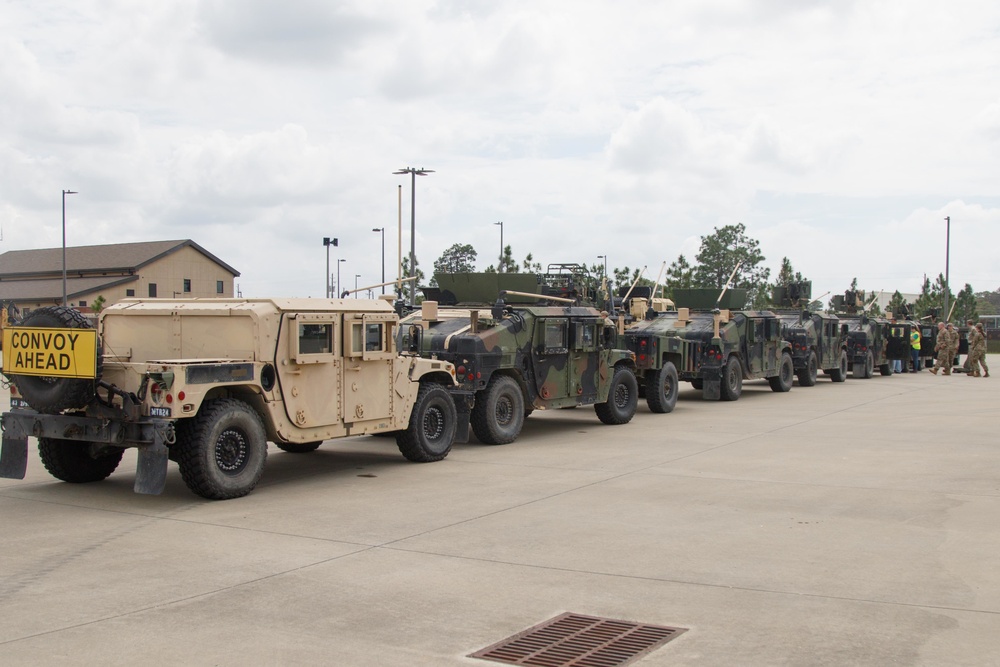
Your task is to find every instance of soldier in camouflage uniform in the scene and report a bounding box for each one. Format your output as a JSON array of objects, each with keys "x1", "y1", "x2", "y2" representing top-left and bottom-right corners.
[
  {"x1": 931, "y1": 322, "x2": 958, "y2": 375},
  {"x1": 967, "y1": 322, "x2": 990, "y2": 377}
]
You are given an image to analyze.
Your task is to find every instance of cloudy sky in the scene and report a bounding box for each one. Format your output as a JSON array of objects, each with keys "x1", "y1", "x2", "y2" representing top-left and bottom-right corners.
[{"x1": 2, "y1": 0, "x2": 999, "y2": 301}]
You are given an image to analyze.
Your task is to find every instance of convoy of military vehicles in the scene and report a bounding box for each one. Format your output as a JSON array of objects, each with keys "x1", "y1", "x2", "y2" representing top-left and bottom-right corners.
[{"x1": 0, "y1": 270, "x2": 953, "y2": 500}]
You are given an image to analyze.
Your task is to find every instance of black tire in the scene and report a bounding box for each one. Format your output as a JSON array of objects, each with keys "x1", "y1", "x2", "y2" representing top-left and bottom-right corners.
[
  {"x1": 471, "y1": 376, "x2": 525, "y2": 445},
  {"x1": 720, "y1": 356, "x2": 743, "y2": 401},
  {"x1": 595, "y1": 366, "x2": 638, "y2": 425},
  {"x1": 176, "y1": 399, "x2": 268, "y2": 500},
  {"x1": 38, "y1": 438, "x2": 124, "y2": 483},
  {"x1": 830, "y1": 350, "x2": 848, "y2": 383},
  {"x1": 690, "y1": 378, "x2": 704, "y2": 391},
  {"x1": 396, "y1": 383, "x2": 456, "y2": 462},
  {"x1": 797, "y1": 351, "x2": 818, "y2": 387},
  {"x1": 769, "y1": 353, "x2": 794, "y2": 392},
  {"x1": 10, "y1": 306, "x2": 101, "y2": 413},
  {"x1": 276, "y1": 441, "x2": 322, "y2": 453},
  {"x1": 645, "y1": 362, "x2": 679, "y2": 414},
  {"x1": 879, "y1": 362, "x2": 893, "y2": 376}
]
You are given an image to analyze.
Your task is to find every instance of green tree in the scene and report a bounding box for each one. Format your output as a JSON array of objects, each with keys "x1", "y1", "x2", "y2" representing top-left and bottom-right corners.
[
  {"x1": 886, "y1": 290, "x2": 909, "y2": 318},
  {"x1": 663, "y1": 254, "x2": 694, "y2": 298},
  {"x1": 693, "y1": 223, "x2": 771, "y2": 308},
  {"x1": 433, "y1": 243, "x2": 478, "y2": 275},
  {"x1": 913, "y1": 274, "x2": 953, "y2": 321},
  {"x1": 397, "y1": 255, "x2": 425, "y2": 304},
  {"x1": 974, "y1": 289, "x2": 1000, "y2": 316},
  {"x1": 953, "y1": 283, "x2": 979, "y2": 323},
  {"x1": 90, "y1": 295, "x2": 107, "y2": 314},
  {"x1": 497, "y1": 244, "x2": 519, "y2": 273},
  {"x1": 522, "y1": 253, "x2": 542, "y2": 273}
]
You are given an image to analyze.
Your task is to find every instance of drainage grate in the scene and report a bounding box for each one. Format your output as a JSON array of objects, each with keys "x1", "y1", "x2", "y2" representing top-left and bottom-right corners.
[{"x1": 469, "y1": 612, "x2": 687, "y2": 667}]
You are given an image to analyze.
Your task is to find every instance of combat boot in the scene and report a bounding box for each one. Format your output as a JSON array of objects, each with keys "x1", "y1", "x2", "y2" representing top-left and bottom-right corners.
[{"x1": 930, "y1": 367, "x2": 938, "y2": 375}]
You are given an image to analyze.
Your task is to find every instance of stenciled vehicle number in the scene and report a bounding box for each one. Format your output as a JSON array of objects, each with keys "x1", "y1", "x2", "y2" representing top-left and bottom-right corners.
[
  {"x1": 149, "y1": 407, "x2": 171, "y2": 417},
  {"x1": 9, "y1": 398, "x2": 30, "y2": 409}
]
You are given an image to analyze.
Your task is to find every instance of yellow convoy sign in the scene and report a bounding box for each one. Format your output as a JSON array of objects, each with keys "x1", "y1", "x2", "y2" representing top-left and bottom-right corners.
[{"x1": 2, "y1": 327, "x2": 98, "y2": 379}]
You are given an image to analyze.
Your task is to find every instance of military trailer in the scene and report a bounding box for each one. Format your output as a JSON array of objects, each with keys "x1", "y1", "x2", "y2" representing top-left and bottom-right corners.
[
  {"x1": 401, "y1": 272, "x2": 639, "y2": 445},
  {"x1": 772, "y1": 283, "x2": 848, "y2": 385},
  {"x1": 625, "y1": 288, "x2": 794, "y2": 401},
  {"x1": 1, "y1": 299, "x2": 461, "y2": 500}
]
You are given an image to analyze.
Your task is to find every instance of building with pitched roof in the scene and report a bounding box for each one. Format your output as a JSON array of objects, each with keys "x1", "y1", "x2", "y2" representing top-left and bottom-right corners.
[{"x1": 0, "y1": 240, "x2": 240, "y2": 315}]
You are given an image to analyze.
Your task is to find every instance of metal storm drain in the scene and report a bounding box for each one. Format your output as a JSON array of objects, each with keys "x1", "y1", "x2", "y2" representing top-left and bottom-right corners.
[{"x1": 470, "y1": 612, "x2": 687, "y2": 667}]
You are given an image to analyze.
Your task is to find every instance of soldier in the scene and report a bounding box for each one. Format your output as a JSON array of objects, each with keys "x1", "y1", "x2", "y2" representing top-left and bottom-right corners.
[
  {"x1": 968, "y1": 322, "x2": 990, "y2": 378},
  {"x1": 931, "y1": 322, "x2": 956, "y2": 375},
  {"x1": 947, "y1": 322, "x2": 960, "y2": 373}
]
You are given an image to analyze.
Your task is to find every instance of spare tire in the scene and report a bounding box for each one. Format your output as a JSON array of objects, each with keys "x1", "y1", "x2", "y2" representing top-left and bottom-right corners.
[{"x1": 8, "y1": 306, "x2": 101, "y2": 413}]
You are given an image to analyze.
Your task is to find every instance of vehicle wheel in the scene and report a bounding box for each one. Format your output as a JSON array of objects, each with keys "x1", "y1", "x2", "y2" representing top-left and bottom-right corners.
[
  {"x1": 769, "y1": 353, "x2": 794, "y2": 392},
  {"x1": 830, "y1": 350, "x2": 848, "y2": 383},
  {"x1": 9, "y1": 306, "x2": 101, "y2": 413},
  {"x1": 720, "y1": 356, "x2": 743, "y2": 401},
  {"x1": 797, "y1": 351, "x2": 818, "y2": 387},
  {"x1": 37, "y1": 438, "x2": 124, "y2": 483},
  {"x1": 595, "y1": 366, "x2": 638, "y2": 424},
  {"x1": 471, "y1": 376, "x2": 525, "y2": 445},
  {"x1": 864, "y1": 351, "x2": 874, "y2": 378},
  {"x1": 276, "y1": 441, "x2": 322, "y2": 453},
  {"x1": 690, "y1": 378, "x2": 704, "y2": 391},
  {"x1": 396, "y1": 383, "x2": 457, "y2": 461},
  {"x1": 176, "y1": 398, "x2": 268, "y2": 500},
  {"x1": 645, "y1": 362, "x2": 679, "y2": 414},
  {"x1": 879, "y1": 362, "x2": 893, "y2": 376}
]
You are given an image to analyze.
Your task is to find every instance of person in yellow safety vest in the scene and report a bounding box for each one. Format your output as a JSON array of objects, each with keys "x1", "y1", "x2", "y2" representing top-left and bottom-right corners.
[{"x1": 910, "y1": 324, "x2": 921, "y2": 372}]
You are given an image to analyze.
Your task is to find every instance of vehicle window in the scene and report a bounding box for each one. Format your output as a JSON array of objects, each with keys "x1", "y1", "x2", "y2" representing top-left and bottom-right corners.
[
  {"x1": 351, "y1": 322, "x2": 364, "y2": 354},
  {"x1": 299, "y1": 323, "x2": 332, "y2": 354},
  {"x1": 573, "y1": 323, "x2": 596, "y2": 351},
  {"x1": 542, "y1": 319, "x2": 567, "y2": 354},
  {"x1": 365, "y1": 323, "x2": 384, "y2": 352}
]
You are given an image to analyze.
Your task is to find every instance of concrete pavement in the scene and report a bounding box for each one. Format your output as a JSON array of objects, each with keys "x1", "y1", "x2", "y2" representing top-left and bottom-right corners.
[{"x1": 1, "y1": 365, "x2": 998, "y2": 665}]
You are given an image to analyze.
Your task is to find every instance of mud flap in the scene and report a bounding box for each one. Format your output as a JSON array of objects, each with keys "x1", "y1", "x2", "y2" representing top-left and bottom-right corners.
[
  {"x1": 0, "y1": 435, "x2": 28, "y2": 479},
  {"x1": 454, "y1": 405, "x2": 471, "y2": 444},
  {"x1": 134, "y1": 426, "x2": 170, "y2": 495},
  {"x1": 702, "y1": 379, "x2": 721, "y2": 401}
]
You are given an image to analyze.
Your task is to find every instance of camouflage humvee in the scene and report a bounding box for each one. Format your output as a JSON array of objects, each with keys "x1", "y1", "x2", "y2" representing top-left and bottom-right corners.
[
  {"x1": 772, "y1": 283, "x2": 849, "y2": 385},
  {"x1": 400, "y1": 272, "x2": 639, "y2": 445},
  {"x1": 831, "y1": 290, "x2": 893, "y2": 378},
  {"x1": 625, "y1": 288, "x2": 794, "y2": 401},
  {"x1": 621, "y1": 297, "x2": 697, "y2": 413},
  {"x1": 1, "y1": 299, "x2": 461, "y2": 500}
]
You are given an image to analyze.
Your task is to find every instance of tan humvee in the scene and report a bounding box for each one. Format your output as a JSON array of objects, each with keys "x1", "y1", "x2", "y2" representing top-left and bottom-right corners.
[{"x1": 1, "y1": 299, "x2": 459, "y2": 500}]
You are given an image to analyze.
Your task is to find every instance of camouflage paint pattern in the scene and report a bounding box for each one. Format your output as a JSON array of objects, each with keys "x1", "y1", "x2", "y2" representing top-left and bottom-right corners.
[
  {"x1": 398, "y1": 304, "x2": 634, "y2": 411},
  {"x1": 775, "y1": 310, "x2": 847, "y2": 374}
]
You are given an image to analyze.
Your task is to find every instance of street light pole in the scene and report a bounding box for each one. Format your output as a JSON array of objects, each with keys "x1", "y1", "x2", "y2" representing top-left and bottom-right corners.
[
  {"x1": 495, "y1": 221, "x2": 503, "y2": 272},
  {"x1": 393, "y1": 167, "x2": 435, "y2": 306},
  {"x1": 943, "y1": 216, "x2": 951, "y2": 321},
  {"x1": 323, "y1": 237, "x2": 338, "y2": 298},
  {"x1": 355, "y1": 274, "x2": 361, "y2": 297},
  {"x1": 597, "y1": 254, "x2": 607, "y2": 278},
  {"x1": 372, "y1": 227, "x2": 385, "y2": 293},
  {"x1": 62, "y1": 189, "x2": 78, "y2": 306},
  {"x1": 337, "y1": 258, "x2": 346, "y2": 299}
]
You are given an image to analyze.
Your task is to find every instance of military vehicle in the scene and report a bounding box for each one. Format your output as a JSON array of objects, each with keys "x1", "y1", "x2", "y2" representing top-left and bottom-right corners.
[
  {"x1": 831, "y1": 291, "x2": 892, "y2": 378},
  {"x1": 619, "y1": 293, "x2": 693, "y2": 413},
  {"x1": 622, "y1": 287, "x2": 794, "y2": 401},
  {"x1": 1, "y1": 299, "x2": 461, "y2": 500},
  {"x1": 401, "y1": 272, "x2": 639, "y2": 445},
  {"x1": 771, "y1": 282, "x2": 849, "y2": 385}
]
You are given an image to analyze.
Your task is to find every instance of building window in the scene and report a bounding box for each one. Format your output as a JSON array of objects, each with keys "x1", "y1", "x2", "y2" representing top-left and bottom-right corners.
[
  {"x1": 126, "y1": 289, "x2": 135, "y2": 297},
  {"x1": 217, "y1": 280, "x2": 224, "y2": 294},
  {"x1": 79, "y1": 301, "x2": 86, "y2": 307},
  {"x1": 183, "y1": 279, "x2": 192, "y2": 293},
  {"x1": 149, "y1": 283, "x2": 157, "y2": 297}
]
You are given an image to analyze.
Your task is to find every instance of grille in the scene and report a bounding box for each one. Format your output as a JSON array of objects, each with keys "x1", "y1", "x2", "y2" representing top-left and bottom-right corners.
[{"x1": 470, "y1": 612, "x2": 687, "y2": 667}]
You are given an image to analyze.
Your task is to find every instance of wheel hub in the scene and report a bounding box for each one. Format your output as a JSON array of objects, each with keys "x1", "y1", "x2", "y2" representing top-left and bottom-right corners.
[
  {"x1": 423, "y1": 406, "x2": 444, "y2": 440},
  {"x1": 215, "y1": 429, "x2": 249, "y2": 474},
  {"x1": 495, "y1": 396, "x2": 513, "y2": 426},
  {"x1": 614, "y1": 384, "x2": 629, "y2": 408}
]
